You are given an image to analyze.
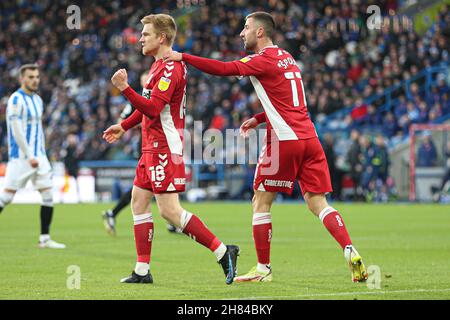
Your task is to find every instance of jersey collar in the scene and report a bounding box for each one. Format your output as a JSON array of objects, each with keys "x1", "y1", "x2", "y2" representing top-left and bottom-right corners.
[
  {"x1": 258, "y1": 45, "x2": 278, "y2": 54},
  {"x1": 18, "y1": 88, "x2": 35, "y2": 97}
]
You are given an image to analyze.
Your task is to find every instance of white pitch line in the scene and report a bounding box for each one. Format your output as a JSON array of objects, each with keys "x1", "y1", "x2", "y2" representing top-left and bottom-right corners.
[{"x1": 224, "y1": 288, "x2": 450, "y2": 300}]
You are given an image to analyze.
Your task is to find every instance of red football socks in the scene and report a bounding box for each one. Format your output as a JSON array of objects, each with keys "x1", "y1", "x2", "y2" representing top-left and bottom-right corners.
[
  {"x1": 133, "y1": 213, "x2": 154, "y2": 263},
  {"x1": 181, "y1": 211, "x2": 222, "y2": 252},
  {"x1": 319, "y1": 207, "x2": 352, "y2": 249},
  {"x1": 252, "y1": 212, "x2": 272, "y2": 265}
]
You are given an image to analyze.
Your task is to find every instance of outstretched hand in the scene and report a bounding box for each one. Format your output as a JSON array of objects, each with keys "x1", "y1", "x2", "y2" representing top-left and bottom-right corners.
[
  {"x1": 163, "y1": 50, "x2": 183, "y2": 63},
  {"x1": 103, "y1": 124, "x2": 125, "y2": 143}
]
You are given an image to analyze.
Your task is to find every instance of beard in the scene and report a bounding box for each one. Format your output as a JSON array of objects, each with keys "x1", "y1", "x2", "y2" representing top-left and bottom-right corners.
[
  {"x1": 243, "y1": 38, "x2": 256, "y2": 52},
  {"x1": 25, "y1": 84, "x2": 38, "y2": 92}
]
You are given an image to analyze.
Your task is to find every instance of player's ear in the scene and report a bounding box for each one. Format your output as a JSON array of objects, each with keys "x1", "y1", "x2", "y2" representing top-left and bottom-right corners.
[
  {"x1": 160, "y1": 32, "x2": 167, "y2": 44},
  {"x1": 256, "y1": 26, "x2": 264, "y2": 38}
]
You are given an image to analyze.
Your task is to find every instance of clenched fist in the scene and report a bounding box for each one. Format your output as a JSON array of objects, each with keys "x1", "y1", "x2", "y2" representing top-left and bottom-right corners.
[{"x1": 111, "y1": 69, "x2": 129, "y2": 91}]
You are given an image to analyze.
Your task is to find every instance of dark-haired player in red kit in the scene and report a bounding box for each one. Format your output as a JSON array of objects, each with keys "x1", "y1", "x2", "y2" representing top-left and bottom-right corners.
[
  {"x1": 103, "y1": 13, "x2": 239, "y2": 285},
  {"x1": 164, "y1": 11, "x2": 368, "y2": 283}
]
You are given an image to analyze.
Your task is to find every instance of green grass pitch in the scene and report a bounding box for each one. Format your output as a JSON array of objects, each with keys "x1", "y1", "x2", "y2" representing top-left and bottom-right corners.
[{"x1": 0, "y1": 202, "x2": 449, "y2": 300}]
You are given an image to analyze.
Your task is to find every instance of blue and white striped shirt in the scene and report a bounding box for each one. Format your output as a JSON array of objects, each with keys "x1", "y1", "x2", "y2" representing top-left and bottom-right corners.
[{"x1": 6, "y1": 89, "x2": 46, "y2": 160}]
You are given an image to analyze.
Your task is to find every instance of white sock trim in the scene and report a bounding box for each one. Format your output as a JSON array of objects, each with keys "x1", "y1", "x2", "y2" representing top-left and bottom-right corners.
[
  {"x1": 180, "y1": 210, "x2": 193, "y2": 230},
  {"x1": 133, "y1": 213, "x2": 153, "y2": 225},
  {"x1": 344, "y1": 245, "x2": 359, "y2": 262},
  {"x1": 257, "y1": 262, "x2": 271, "y2": 273},
  {"x1": 319, "y1": 206, "x2": 336, "y2": 222},
  {"x1": 134, "y1": 262, "x2": 149, "y2": 276},
  {"x1": 253, "y1": 212, "x2": 272, "y2": 226},
  {"x1": 214, "y1": 243, "x2": 227, "y2": 261},
  {"x1": 39, "y1": 234, "x2": 50, "y2": 243}
]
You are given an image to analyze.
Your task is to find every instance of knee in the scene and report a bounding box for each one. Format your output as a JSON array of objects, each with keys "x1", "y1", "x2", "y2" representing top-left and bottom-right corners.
[
  {"x1": 39, "y1": 189, "x2": 53, "y2": 207},
  {"x1": 158, "y1": 205, "x2": 169, "y2": 220},
  {"x1": 252, "y1": 195, "x2": 271, "y2": 213},
  {"x1": 305, "y1": 193, "x2": 328, "y2": 217},
  {"x1": 307, "y1": 201, "x2": 317, "y2": 215},
  {"x1": 251, "y1": 195, "x2": 257, "y2": 211},
  {"x1": 158, "y1": 205, "x2": 181, "y2": 222},
  {"x1": 131, "y1": 196, "x2": 147, "y2": 214}
]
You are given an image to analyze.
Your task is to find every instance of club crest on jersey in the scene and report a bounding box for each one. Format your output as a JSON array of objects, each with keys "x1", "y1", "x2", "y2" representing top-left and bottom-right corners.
[{"x1": 158, "y1": 77, "x2": 171, "y2": 91}]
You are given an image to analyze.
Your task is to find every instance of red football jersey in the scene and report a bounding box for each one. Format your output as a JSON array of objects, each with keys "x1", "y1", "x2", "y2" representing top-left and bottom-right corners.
[
  {"x1": 141, "y1": 59, "x2": 187, "y2": 155},
  {"x1": 232, "y1": 45, "x2": 317, "y2": 141}
]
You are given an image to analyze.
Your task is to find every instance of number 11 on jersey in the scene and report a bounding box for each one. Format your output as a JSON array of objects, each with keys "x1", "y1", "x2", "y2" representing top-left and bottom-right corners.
[{"x1": 284, "y1": 72, "x2": 307, "y2": 108}]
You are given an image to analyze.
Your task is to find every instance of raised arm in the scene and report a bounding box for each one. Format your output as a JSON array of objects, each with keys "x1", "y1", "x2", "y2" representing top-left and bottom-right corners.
[
  {"x1": 111, "y1": 69, "x2": 167, "y2": 120},
  {"x1": 182, "y1": 53, "x2": 240, "y2": 76},
  {"x1": 121, "y1": 86, "x2": 166, "y2": 120},
  {"x1": 164, "y1": 51, "x2": 266, "y2": 77}
]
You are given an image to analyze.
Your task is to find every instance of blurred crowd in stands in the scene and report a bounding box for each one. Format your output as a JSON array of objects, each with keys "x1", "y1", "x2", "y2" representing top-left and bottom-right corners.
[{"x1": 0, "y1": 0, "x2": 449, "y2": 201}]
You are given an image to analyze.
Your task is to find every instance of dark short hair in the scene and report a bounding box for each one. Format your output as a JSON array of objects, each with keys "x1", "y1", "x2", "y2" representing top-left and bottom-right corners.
[
  {"x1": 19, "y1": 64, "x2": 39, "y2": 76},
  {"x1": 246, "y1": 11, "x2": 276, "y2": 39}
]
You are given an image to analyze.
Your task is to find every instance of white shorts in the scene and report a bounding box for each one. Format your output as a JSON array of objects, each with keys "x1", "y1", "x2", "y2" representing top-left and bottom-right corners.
[{"x1": 3, "y1": 157, "x2": 53, "y2": 191}]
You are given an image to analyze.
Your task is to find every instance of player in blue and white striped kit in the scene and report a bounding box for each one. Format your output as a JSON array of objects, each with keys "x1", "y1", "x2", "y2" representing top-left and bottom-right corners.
[{"x1": 0, "y1": 64, "x2": 65, "y2": 249}]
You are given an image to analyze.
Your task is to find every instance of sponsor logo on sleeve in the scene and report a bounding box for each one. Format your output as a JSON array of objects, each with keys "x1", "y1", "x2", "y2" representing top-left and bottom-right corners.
[{"x1": 142, "y1": 88, "x2": 151, "y2": 99}]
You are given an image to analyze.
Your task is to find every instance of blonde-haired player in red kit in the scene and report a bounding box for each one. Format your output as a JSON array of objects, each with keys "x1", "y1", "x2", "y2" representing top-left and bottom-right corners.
[
  {"x1": 104, "y1": 13, "x2": 239, "y2": 285},
  {"x1": 164, "y1": 11, "x2": 368, "y2": 283}
]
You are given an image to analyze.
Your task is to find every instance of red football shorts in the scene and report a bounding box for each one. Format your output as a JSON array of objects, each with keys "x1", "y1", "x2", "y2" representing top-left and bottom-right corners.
[
  {"x1": 253, "y1": 137, "x2": 332, "y2": 195},
  {"x1": 133, "y1": 152, "x2": 186, "y2": 194}
]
